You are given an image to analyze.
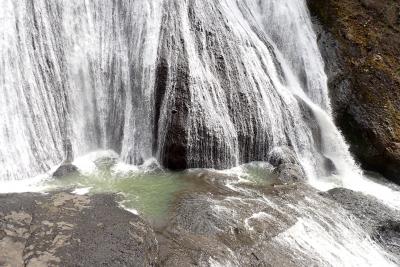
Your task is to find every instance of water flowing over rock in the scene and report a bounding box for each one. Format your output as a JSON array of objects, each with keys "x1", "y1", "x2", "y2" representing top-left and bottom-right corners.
[
  {"x1": 326, "y1": 188, "x2": 400, "y2": 258},
  {"x1": 156, "y1": 171, "x2": 399, "y2": 266},
  {"x1": 0, "y1": 0, "x2": 360, "y2": 182}
]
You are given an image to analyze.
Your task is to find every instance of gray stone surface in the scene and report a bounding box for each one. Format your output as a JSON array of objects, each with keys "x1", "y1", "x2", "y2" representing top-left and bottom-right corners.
[{"x1": 0, "y1": 192, "x2": 158, "y2": 267}]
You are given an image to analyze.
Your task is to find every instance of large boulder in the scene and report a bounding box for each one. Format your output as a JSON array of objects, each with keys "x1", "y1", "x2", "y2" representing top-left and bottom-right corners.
[
  {"x1": 272, "y1": 163, "x2": 306, "y2": 184},
  {"x1": 268, "y1": 146, "x2": 300, "y2": 167},
  {"x1": 307, "y1": 0, "x2": 400, "y2": 183}
]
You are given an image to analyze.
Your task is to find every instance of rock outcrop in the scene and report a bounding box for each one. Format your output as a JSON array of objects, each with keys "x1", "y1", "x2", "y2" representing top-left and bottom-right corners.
[
  {"x1": 268, "y1": 146, "x2": 307, "y2": 183},
  {"x1": 308, "y1": 0, "x2": 400, "y2": 183},
  {"x1": 0, "y1": 192, "x2": 158, "y2": 266},
  {"x1": 52, "y1": 163, "x2": 80, "y2": 179}
]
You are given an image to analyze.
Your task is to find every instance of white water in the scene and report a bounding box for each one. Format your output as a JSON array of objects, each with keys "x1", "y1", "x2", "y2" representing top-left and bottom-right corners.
[
  {"x1": 0, "y1": 0, "x2": 163, "y2": 180},
  {"x1": 276, "y1": 216, "x2": 396, "y2": 266},
  {"x1": 0, "y1": 0, "x2": 67, "y2": 180},
  {"x1": 0, "y1": 0, "x2": 361, "y2": 181}
]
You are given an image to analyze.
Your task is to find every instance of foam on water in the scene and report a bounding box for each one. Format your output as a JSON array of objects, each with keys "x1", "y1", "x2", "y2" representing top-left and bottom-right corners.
[
  {"x1": 71, "y1": 187, "x2": 92, "y2": 195},
  {"x1": 0, "y1": 175, "x2": 47, "y2": 194},
  {"x1": 72, "y1": 150, "x2": 119, "y2": 175},
  {"x1": 276, "y1": 217, "x2": 397, "y2": 266}
]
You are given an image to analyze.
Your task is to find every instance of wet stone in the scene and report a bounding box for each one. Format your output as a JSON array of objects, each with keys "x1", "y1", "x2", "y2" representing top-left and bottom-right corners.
[
  {"x1": 52, "y1": 163, "x2": 80, "y2": 179},
  {"x1": 0, "y1": 191, "x2": 158, "y2": 266},
  {"x1": 268, "y1": 147, "x2": 306, "y2": 184}
]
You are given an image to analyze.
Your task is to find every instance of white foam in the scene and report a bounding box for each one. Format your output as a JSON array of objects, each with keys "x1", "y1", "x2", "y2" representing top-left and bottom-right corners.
[
  {"x1": 73, "y1": 150, "x2": 119, "y2": 175},
  {"x1": 0, "y1": 164, "x2": 59, "y2": 193},
  {"x1": 112, "y1": 162, "x2": 140, "y2": 176},
  {"x1": 124, "y1": 208, "x2": 139, "y2": 216},
  {"x1": 72, "y1": 187, "x2": 92, "y2": 195},
  {"x1": 0, "y1": 175, "x2": 46, "y2": 193},
  {"x1": 276, "y1": 217, "x2": 397, "y2": 266}
]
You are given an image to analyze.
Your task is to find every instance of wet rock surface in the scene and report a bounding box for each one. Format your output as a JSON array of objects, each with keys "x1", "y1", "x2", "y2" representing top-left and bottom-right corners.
[
  {"x1": 326, "y1": 188, "x2": 400, "y2": 259},
  {"x1": 308, "y1": 0, "x2": 400, "y2": 183},
  {"x1": 156, "y1": 171, "x2": 385, "y2": 266},
  {"x1": 157, "y1": 176, "x2": 300, "y2": 266},
  {"x1": 0, "y1": 192, "x2": 158, "y2": 266},
  {"x1": 272, "y1": 163, "x2": 306, "y2": 184},
  {"x1": 53, "y1": 163, "x2": 80, "y2": 179},
  {"x1": 2, "y1": 172, "x2": 400, "y2": 266},
  {"x1": 268, "y1": 147, "x2": 307, "y2": 183}
]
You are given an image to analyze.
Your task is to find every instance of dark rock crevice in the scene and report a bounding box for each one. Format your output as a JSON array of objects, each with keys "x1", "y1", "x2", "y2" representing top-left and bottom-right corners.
[{"x1": 154, "y1": 2, "x2": 191, "y2": 170}]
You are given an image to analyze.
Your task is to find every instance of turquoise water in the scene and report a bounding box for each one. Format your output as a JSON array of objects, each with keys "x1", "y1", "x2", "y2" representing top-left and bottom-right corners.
[
  {"x1": 46, "y1": 168, "x2": 189, "y2": 219},
  {"x1": 45, "y1": 159, "x2": 273, "y2": 220}
]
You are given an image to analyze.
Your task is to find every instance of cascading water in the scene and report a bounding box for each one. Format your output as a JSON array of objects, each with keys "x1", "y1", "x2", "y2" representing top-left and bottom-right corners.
[
  {"x1": 0, "y1": 0, "x2": 360, "y2": 181},
  {"x1": 1, "y1": 0, "x2": 400, "y2": 265},
  {"x1": 0, "y1": 0, "x2": 68, "y2": 181}
]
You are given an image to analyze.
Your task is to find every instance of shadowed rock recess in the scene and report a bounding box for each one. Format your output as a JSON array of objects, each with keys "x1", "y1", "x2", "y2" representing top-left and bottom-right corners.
[{"x1": 308, "y1": 0, "x2": 400, "y2": 183}]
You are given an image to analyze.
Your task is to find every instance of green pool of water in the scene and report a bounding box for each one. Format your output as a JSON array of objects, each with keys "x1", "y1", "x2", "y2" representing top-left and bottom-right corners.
[
  {"x1": 44, "y1": 161, "x2": 273, "y2": 220},
  {"x1": 46, "y1": 168, "x2": 189, "y2": 220}
]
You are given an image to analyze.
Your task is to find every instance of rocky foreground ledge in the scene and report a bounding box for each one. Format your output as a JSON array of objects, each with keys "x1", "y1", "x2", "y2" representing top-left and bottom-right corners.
[
  {"x1": 1, "y1": 178, "x2": 400, "y2": 266},
  {"x1": 0, "y1": 192, "x2": 158, "y2": 266}
]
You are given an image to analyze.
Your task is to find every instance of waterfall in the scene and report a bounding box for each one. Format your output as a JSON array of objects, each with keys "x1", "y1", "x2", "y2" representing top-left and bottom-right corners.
[
  {"x1": 0, "y1": 0, "x2": 163, "y2": 180},
  {"x1": 0, "y1": 0, "x2": 364, "y2": 184},
  {"x1": 0, "y1": 0, "x2": 68, "y2": 180},
  {"x1": 2, "y1": 1, "x2": 400, "y2": 265}
]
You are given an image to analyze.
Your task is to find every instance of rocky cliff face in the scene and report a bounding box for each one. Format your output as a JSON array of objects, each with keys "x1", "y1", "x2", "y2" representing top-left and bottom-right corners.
[{"x1": 308, "y1": 0, "x2": 400, "y2": 182}]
